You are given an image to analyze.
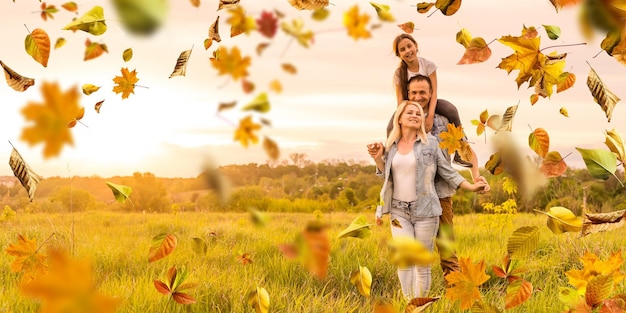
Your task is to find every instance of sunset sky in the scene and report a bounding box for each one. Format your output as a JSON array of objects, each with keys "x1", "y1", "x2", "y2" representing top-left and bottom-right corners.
[{"x1": 0, "y1": 0, "x2": 624, "y2": 178}]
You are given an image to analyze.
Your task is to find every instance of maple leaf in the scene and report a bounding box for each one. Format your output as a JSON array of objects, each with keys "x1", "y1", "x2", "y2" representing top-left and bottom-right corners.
[
  {"x1": 565, "y1": 250, "x2": 624, "y2": 295},
  {"x1": 438, "y1": 123, "x2": 465, "y2": 154},
  {"x1": 21, "y1": 82, "x2": 84, "y2": 158},
  {"x1": 112, "y1": 67, "x2": 139, "y2": 99},
  {"x1": 234, "y1": 115, "x2": 261, "y2": 147},
  {"x1": 5, "y1": 234, "x2": 48, "y2": 283},
  {"x1": 210, "y1": 45, "x2": 251, "y2": 81},
  {"x1": 227, "y1": 5, "x2": 256, "y2": 37},
  {"x1": 343, "y1": 5, "x2": 371, "y2": 40},
  {"x1": 257, "y1": 11, "x2": 278, "y2": 39},
  {"x1": 19, "y1": 249, "x2": 121, "y2": 313},
  {"x1": 445, "y1": 257, "x2": 490, "y2": 310},
  {"x1": 154, "y1": 265, "x2": 197, "y2": 305},
  {"x1": 280, "y1": 19, "x2": 315, "y2": 48}
]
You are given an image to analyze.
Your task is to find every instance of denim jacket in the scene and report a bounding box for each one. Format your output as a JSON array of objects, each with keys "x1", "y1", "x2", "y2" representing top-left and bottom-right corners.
[
  {"x1": 431, "y1": 113, "x2": 457, "y2": 198},
  {"x1": 375, "y1": 133, "x2": 466, "y2": 218}
]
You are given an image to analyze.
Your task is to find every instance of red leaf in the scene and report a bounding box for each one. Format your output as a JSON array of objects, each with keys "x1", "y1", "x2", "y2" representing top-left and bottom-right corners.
[
  {"x1": 492, "y1": 265, "x2": 507, "y2": 278},
  {"x1": 172, "y1": 292, "x2": 196, "y2": 304},
  {"x1": 154, "y1": 280, "x2": 171, "y2": 295},
  {"x1": 256, "y1": 11, "x2": 278, "y2": 39}
]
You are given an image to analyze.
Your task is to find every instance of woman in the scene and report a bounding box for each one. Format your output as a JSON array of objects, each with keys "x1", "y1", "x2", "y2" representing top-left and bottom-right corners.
[
  {"x1": 390, "y1": 33, "x2": 471, "y2": 167},
  {"x1": 368, "y1": 100, "x2": 486, "y2": 299}
]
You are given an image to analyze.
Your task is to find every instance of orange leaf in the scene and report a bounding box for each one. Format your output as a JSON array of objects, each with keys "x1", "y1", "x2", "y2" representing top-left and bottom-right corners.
[
  {"x1": 343, "y1": 5, "x2": 371, "y2": 40},
  {"x1": 528, "y1": 128, "x2": 550, "y2": 158},
  {"x1": 210, "y1": 46, "x2": 251, "y2": 81},
  {"x1": 263, "y1": 136, "x2": 280, "y2": 160},
  {"x1": 148, "y1": 233, "x2": 177, "y2": 263},
  {"x1": 94, "y1": 100, "x2": 104, "y2": 113},
  {"x1": 25, "y1": 28, "x2": 51, "y2": 67},
  {"x1": 234, "y1": 115, "x2": 261, "y2": 147},
  {"x1": 444, "y1": 257, "x2": 490, "y2": 309},
  {"x1": 397, "y1": 21, "x2": 415, "y2": 33},
  {"x1": 505, "y1": 278, "x2": 533, "y2": 309},
  {"x1": 173, "y1": 292, "x2": 196, "y2": 304},
  {"x1": 256, "y1": 42, "x2": 270, "y2": 55},
  {"x1": 242, "y1": 79, "x2": 255, "y2": 94},
  {"x1": 154, "y1": 280, "x2": 171, "y2": 295},
  {"x1": 5, "y1": 234, "x2": 47, "y2": 282},
  {"x1": 227, "y1": 5, "x2": 256, "y2": 37},
  {"x1": 302, "y1": 221, "x2": 330, "y2": 279},
  {"x1": 557, "y1": 72, "x2": 576, "y2": 93},
  {"x1": 549, "y1": 0, "x2": 580, "y2": 12},
  {"x1": 540, "y1": 151, "x2": 567, "y2": 178},
  {"x1": 239, "y1": 252, "x2": 253, "y2": 265},
  {"x1": 189, "y1": 0, "x2": 200, "y2": 7},
  {"x1": 84, "y1": 38, "x2": 109, "y2": 61},
  {"x1": 112, "y1": 67, "x2": 139, "y2": 99},
  {"x1": 438, "y1": 123, "x2": 465, "y2": 154},
  {"x1": 269, "y1": 79, "x2": 282, "y2": 93},
  {"x1": 61, "y1": 2, "x2": 78, "y2": 12},
  {"x1": 21, "y1": 82, "x2": 83, "y2": 158},
  {"x1": 281, "y1": 63, "x2": 297, "y2": 74}
]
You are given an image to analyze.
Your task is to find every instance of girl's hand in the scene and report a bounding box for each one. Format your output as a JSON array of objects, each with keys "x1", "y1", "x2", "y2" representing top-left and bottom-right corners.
[{"x1": 472, "y1": 181, "x2": 487, "y2": 193}]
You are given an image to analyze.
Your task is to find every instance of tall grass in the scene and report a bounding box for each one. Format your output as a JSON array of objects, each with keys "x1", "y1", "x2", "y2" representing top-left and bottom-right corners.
[{"x1": 1, "y1": 211, "x2": 625, "y2": 313}]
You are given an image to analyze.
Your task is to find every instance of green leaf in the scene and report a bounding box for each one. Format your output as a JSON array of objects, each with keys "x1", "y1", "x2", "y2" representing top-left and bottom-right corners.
[
  {"x1": 507, "y1": 226, "x2": 539, "y2": 258},
  {"x1": 241, "y1": 92, "x2": 270, "y2": 113},
  {"x1": 249, "y1": 208, "x2": 269, "y2": 227},
  {"x1": 62, "y1": 6, "x2": 107, "y2": 35},
  {"x1": 111, "y1": 0, "x2": 169, "y2": 36},
  {"x1": 338, "y1": 215, "x2": 372, "y2": 239},
  {"x1": 558, "y1": 287, "x2": 585, "y2": 308},
  {"x1": 575, "y1": 147, "x2": 621, "y2": 184},
  {"x1": 543, "y1": 24, "x2": 561, "y2": 40},
  {"x1": 105, "y1": 181, "x2": 132, "y2": 203}
]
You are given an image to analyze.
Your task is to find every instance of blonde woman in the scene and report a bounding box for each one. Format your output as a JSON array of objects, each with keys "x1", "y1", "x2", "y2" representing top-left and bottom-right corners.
[{"x1": 368, "y1": 100, "x2": 486, "y2": 299}]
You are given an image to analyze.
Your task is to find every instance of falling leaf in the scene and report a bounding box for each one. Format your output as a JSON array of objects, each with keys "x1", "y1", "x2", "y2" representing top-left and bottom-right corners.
[
  {"x1": 122, "y1": 48, "x2": 133, "y2": 62},
  {"x1": 40, "y1": 3, "x2": 59, "y2": 21},
  {"x1": 227, "y1": 5, "x2": 256, "y2": 37},
  {"x1": 62, "y1": 6, "x2": 107, "y2": 35},
  {"x1": 112, "y1": 67, "x2": 140, "y2": 99},
  {"x1": 445, "y1": 257, "x2": 490, "y2": 310},
  {"x1": 604, "y1": 128, "x2": 626, "y2": 165},
  {"x1": 269, "y1": 79, "x2": 282, "y2": 93},
  {"x1": 582, "y1": 210, "x2": 626, "y2": 237},
  {"x1": 210, "y1": 45, "x2": 251, "y2": 81},
  {"x1": 5, "y1": 234, "x2": 47, "y2": 282},
  {"x1": 82, "y1": 84, "x2": 100, "y2": 95},
  {"x1": 242, "y1": 93, "x2": 270, "y2": 113},
  {"x1": 528, "y1": 128, "x2": 550, "y2": 158},
  {"x1": 205, "y1": 16, "x2": 221, "y2": 50},
  {"x1": 311, "y1": 8, "x2": 330, "y2": 21},
  {"x1": 587, "y1": 64, "x2": 620, "y2": 122},
  {"x1": 54, "y1": 37, "x2": 66, "y2": 49},
  {"x1": 549, "y1": 0, "x2": 580, "y2": 12},
  {"x1": 154, "y1": 265, "x2": 197, "y2": 305},
  {"x1": 84, "y1": 38, "x2": 108, "y2": 61},
  {"x1": 559, "y1": 107, "x2": 569, "y2": 117},
  {"x1": 565, "y1": 250, "x2": 624, "y2": 295},
  {"x1": 218, "y1": 101, "x2": 237, "y2": 112},
  {"x1": 263, "y1": 136, "x2": 280, "y2": 160},
  {"x1": 505, "y1": 279, "x2": 533, "y2": 309},
  {"x1": 485, "y1": 152, "x2": 505, "y2": 175},
  {"x1": 1, "y1": 60, "x2": 35, "y2": 92},
  {"x1": 19, "y1": 249, "x2": 121, "y2": 313},
  {"x1": 575, "y1": 147, "x2": 620, "y2": 182},
  {"x1": 391, "y1": 219, "x2": 402, "y2": 228},
  {"x1": 369, "y1": 2, "x2": 395, "y2": 22},
  {"x1": 242, "y1": 79, "x2": 255, "y2": 94},
  {"x1": 189, "y1": 0, "x2": 200, "y2": 7},
  {"x1": 535, "y1": 206, "x2": 583, "y2": 234},
  {"x1": 344, "y1": 5, "x2": 371, "y2": 40},
  {"x1": 417, "y1": 0, "x2": 462, "y2": 16},
  {"x1": 556, "y1": 72, "x2": 576, "y2": 93},
  {"x1": 94, "y1": 100, "x2": 104, "y2": 113},
  {"x1": 280, "y1": 19, "x2": 314, "y2": 48},
  {"x1": 281, "y1": 63, "x2": 297, "y2": 74},
  {"x1": 260, "y1": 118, "x2": 272, "y2": 127},
  {"x1": 67, "y1": 107, "x2": 85, "y2": 128},
  {"x1": 257, "y1": 11, "x2": 278, "y2": 38},
  {"x1": 350, "y1": 266, "x2": 372, "y2": 297},
  {"x1": 239, "y1": 252, "x2": 253, "y2": 265},
  {"x1": 247, "y1": 286, "x2": 270, "y2": 313},
  {"x1": 21, "y1": 82, "x2": 83, "y2": 158},
  {"x1": 249, "y1": 208, "x2": 269, "y2": 227},
  {"x1": 372, "y1": 301, "x2": 395, "y2": 313},
  {"x1": 507, "y1": 226, "x2": 539, "y2": 258},
  {"x1": 169, "y1": 49, "x2": 192, "y2": 78},
  {"x1": 217, "y1": 0, "x2": 240, "y2": 10},
  {"x1": 25, "y1": 28, "x2": 50, "y2": 68},
  {"x1": 234, "y1": 116, "x2": 261, "y2": 147},
  {"x1": 438, "y1": 123, "x2": 464, "y2": 154},
  {"x1": 111, "y1": 0, "x2": 168, "y2": 35},
  {"x1": 338, "y1": 215, "x2": 372, "y2": 239},
  {"x1": 61, "y1": 2, "x2": 78, "y2": 12},
  {"x1": 397, "y1": 21, "x2": 415, "y2": 33},
  {"x1": 287, "y1": 0, "x2": 329, "y2": 10},
  {"x1": 540, "y1": 151, "x2": 568, "y2": 178},
  {"x1": 496, "y1": 104, "x2": 518, "y2": 133},
  {"x1": 9, "y1": 147, "x2": 43, "y2": 202},
  {"x1": 470, "y1": 109, "x2": 499, "y2": 141},
  {"x1": 256, "y1": 42, "x2": 270, "y2": 55},
  {"x1": 105, "y1": 181, "x2": 132, "y2": 203},
  {"x1": 388, "y1": 236, "x2": 436, "y2": 268},
  {"x1": 543, "y1": 24, "x2": 561, "y2": 40},
  {"x1": 148, "y1": 233, "x2": 177, "y2": 263},
  {"x1": 455, "y1": 28, "x2": 492, "y2": 65},
  {"x1": 405, "y1": 297, "x2": 439, "y2": 313}
]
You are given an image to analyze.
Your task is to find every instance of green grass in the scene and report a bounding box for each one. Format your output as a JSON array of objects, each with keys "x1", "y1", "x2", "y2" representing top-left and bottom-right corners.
[{"x1": 1, "y1": 211, "x2": 625, "y2": 313}]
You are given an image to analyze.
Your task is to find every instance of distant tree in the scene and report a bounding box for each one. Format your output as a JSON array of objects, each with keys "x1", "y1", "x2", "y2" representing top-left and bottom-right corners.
[{"x1": 51, "y1": 186, "x2": 96, "y2": 212}]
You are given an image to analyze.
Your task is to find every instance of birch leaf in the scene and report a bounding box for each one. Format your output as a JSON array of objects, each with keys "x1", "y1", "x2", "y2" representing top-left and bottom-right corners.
[
  {"x1": 557, "y1": 72, "x2": 576, "y2": 93},
  {"x1": 61, "y1": 2, "x2": 78, "y2": 12},
  {"x1": 496, "y1": 104, "x2": 518, "y2": 133},
  {"x1": 505, "y1": 279, "x2": 533, "y2": 309},
  {"x1": 281, "y1": 63, "x2": 297, "y2": 74},
  {"x1": 122, "y1": 48, "x2": 133, "y2": 62},
  {"x1": 455, "y1": 28, "x2": 491, "y2": 65},
  {"x1": 398, "y1": 21, "x2": 415, "y2": 33},
  {"x1": 62, "y1": 6, "x2": 107, "y2": 35},
  {"x1": 84, "y1": 38, "x2": 108, "y2": 61},
  {"x1": 148, "y1": 233, "x2": 177, "y2": 262},
  {"x1": 263, "y1": 136, "x2": 280, "y2": 160},
  {"x1": 575, "y1": 147, "x2": 620, "y2": 182},
  {"x1": 535, "y1": 206, "x2": 583, "y2": 234},
  {"x1": 242, "y1": 93, "x2": 270, "y2": 113},
  {"x1": 81, "y1": 84, "x2": 100, "y2": 95},
  {"x1": 25, "y1": 28, "x2": 50, "y2": 67},
  {"x1": 350, "y1": 266, "x2": 372, "y2": 297},
  {"x1": 587, "y1": 64, "x2": 620, "y2": 122},
  {"x1": 111, "y1": 0, "x2": 168, "y2": 35},
  {"x1": 507, "y1": 226, "x2": 539, "y2": 258},
  {"x1": 169, "y1": 49, "x2": 192, "y2": 78},
  {"x1": 604, "y1": 128, "x2": 626, "y2": 164},
  {"x1": 105, "y1": 181, "x2": 132, "y2": 203},
  {"x1": 1, "y1": 60, "x2": 35, "y2": 92}
]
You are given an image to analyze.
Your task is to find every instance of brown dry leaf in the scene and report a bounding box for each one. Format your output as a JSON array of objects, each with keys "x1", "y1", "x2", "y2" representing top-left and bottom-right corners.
[
  {"x1": 1, "y1": 60, "x2": 35, "y2": 92},
  {"x1": 263, "y1": 136, "x2": 280, "y2": 160},
  {"x1": 169, "y1": 49, "x2": 192, "y2": 78},
  {"x1": 288, "y1": 0, "x2": 329, "y2": 10},
  {"x1": 405, "y1": 297, "x2": 439, "y2": 313},
  {"x1": 94, "y1": 100, "x2": 104, "y2": 113},
  {"x1": 217, "y1": 0, "x2": 239, "y2": 10},
  {"x1": 205, "y1": 16, "x2": 221, "y2": 50},
  {"x1": 587, "y1": 64, "x2": 620, "y2": 122},
  {"x1": 256, "y1": 42, "x2": 270, "y2": 55},
  {"x1": 302, "y1": 221, "x2": 330, "y2": 279},
  {"x1": 189, "y1": 0, "x2": 200, "y2": 7},
  {"x1": 582, "y1": 210, "x2": 626, "y2": 237},
  {"x1": 281, "y1": 63, "x2": 297, "y2": 74},
  {"x1": 21, "y1": 82, "x2": 84, "y2": 158},
  {"x1": 218, "y1": 101, "x2": 237, "y2": 112}
]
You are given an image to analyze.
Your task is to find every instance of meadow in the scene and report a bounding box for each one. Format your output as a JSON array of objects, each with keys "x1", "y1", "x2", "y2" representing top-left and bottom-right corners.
[{"x1": 1, "y1": 211, "x2": 625, "y2": 313}]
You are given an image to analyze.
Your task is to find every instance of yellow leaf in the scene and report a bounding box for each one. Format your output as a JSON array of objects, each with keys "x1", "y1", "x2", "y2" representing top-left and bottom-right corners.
[
  {"x1": 343, "y1": 5, "x2": 371, "y2": 40},
  {"x1": 349, "y1": 266, "x2": 372, "y2": 297},
  {"x1": 269, "y1": 79, "x2": 282, "y2": 93},
  {"x1": 505, "y1": 279, "x2": 533, "y2": 309},
  {"x1": 1, "y1": 60, "x2": 35, "y2": 92},
  {"x1": 82, "y1": 84, "x2": 100, "y2": 95},
  {"x1": 247, "y1": 286, "x2": 270, "y2": 313},
  {"x1": 242, "y1": 92, "x2": 270, "y2": 113},
  {"x1": 369, "y1": 2, "x2": 395, "y2": 22},
  {"x1": 604, "y1": 128, "x2": 626, "y2": 164},
  {"x1": 280, "y1": 19, "x2": 314, "y2": 48},
  {"x1": 227, "y1": 5, "x2": 256, "y2": 37},
  {"x1": 456, "y1": 29, "x2": 491, "y2": 65},
  {"x1": 21, "y1": 82, "x2": 83, "y2": 158},
  {"x1": 535, "y1": 206, "x2": 583, "y2": 234},
  {"x1": 25, "y1": 28, "x2": 50, "y2": 67},
  {"x1": 438, "y1": 123, "x2": 464, "y2": 154},
  {"x1": 54, "y1": 37, "x2": 66, "y2": 49},
  {"x1": 281, "y1": 63, "x2": 297, "y2": 74},
  {"x1": 559, "y1": 107, "x2": 569, "y2": 117},
  {"x1": 387, "y1": 236, "x2": 436, "y2": 268},
  {"x1": 234, "y1": 116, "x2": 261, "y2": 147},
  {"x1": 311, "y1": 8, "x2": 330, "y2": 21},
  {"x1": 112, "y1": 67, "x2": 139, "y2": 99},
  {"x1": 122, "y1": 48, "x2": 133, "y2": 62},
  {"x1": 528, "y1": 128, "x2": 550, "y2": 158},
  {"x1": 444, "y1": 257, "x2": 490, "y2": 310},
  {"x1": 565, "y1": 250, "x2": 624, "y2": 295},
  {"x1": 210, "y1": 45, "x2": 251, "y2": 81},
  {"x1": 62, "y1": 6, "x2": 107, "y2": 35},
  {"x1": 263, "y1": 136, "x2": 280, "y2": 160}
]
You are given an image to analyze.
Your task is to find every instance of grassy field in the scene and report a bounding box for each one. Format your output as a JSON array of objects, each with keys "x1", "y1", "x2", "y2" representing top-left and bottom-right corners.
[{"x1": 1, "y1": 211, "x2": 625, "y2": 313}]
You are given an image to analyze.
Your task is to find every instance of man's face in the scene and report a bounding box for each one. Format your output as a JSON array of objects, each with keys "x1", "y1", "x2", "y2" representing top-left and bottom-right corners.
[{"x1": 407, "y1": 79, "x2": 432, "y2": 111}]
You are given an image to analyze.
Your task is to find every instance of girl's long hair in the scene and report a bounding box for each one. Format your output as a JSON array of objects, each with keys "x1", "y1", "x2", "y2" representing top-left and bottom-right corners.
[
  {"x1": 393, "y1": 34, "x2": 418, "y2": 101},
  {"x1": 386, "y1": 100, "x2": 428, "y2": 151}
]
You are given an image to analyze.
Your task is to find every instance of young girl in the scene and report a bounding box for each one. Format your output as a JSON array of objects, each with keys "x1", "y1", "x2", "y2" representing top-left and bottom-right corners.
[{"x1": 391, "y1": 33, "x2": 471, "y2": 167}]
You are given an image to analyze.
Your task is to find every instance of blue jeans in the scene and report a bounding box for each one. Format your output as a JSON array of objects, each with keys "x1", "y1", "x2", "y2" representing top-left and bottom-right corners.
[{"x1": 390, "y1": 199, "x2": 440, "y2": 299}]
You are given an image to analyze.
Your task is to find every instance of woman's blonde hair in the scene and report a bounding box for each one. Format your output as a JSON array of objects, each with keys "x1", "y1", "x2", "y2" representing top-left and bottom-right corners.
[{"x1": 386, "y1": 100, "x2": 428, "y2": 151}]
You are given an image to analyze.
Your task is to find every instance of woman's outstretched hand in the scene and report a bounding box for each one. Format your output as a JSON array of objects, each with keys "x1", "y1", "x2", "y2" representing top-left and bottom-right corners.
[{"x1": 367, "y1": 142, "x2": 384, "y2": 160}]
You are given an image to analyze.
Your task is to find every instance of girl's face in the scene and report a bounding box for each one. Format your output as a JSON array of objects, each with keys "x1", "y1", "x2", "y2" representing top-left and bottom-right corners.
[
  {"x1": 397, "y1": 38, "x2": 418, "y2": 62},
  {"x1": 400, "y1": 104, "x2": 422, "y2": 129}
]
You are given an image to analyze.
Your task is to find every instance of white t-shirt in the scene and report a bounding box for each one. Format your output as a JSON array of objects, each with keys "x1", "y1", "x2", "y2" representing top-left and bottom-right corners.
[
  {"x1": 391, "y1": 150, "x2": 417, "y2": 201},
  {"x1": 393, "y1": 57, "x2": 437, "y2": 85}
]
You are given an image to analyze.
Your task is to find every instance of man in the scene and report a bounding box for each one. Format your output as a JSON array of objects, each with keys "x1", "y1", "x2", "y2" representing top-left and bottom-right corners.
[{"x1": 406, "y1": 74, "x2": 489, "y2": 278}]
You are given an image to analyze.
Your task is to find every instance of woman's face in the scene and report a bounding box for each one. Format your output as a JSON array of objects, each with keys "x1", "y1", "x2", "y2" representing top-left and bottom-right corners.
[
  {"x1": 397, "y1": 38, "x2": 418, "y2": 63},
  {"x1": 400, "y1": 104, "x2": 422, "y2": 129}
]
